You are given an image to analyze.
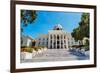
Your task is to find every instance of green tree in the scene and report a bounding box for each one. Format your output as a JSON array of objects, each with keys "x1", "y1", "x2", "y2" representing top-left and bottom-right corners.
[
  {"x1": 71, "y1": 13, "x2": 90, "y2": 46},
  {"x1": 21, "y1": 10, "x2": 37, "y2": 32},
  {"x1": 79, "y1": 13, "x2": 90, "y2": 38},
  {"x1": 71, "y1": 27, "x2": 83, "y2": 45},
  {"x1": 85, "y1": 39, "x2": 89, "y2": 51}
]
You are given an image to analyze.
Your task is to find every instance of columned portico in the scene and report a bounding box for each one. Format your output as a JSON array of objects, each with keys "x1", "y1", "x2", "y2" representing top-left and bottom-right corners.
[{"x1": 47, "y1": 24, "x2": 69, "y2": 49}]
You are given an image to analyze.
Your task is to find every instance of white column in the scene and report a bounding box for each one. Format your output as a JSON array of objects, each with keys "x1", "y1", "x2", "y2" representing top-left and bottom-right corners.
[
  {"x1": 51, "y1": 34, "x2": 52, "y2": 49},
  {"x1": 65, "y1": 35, "x2": 67, "y2": 49},
  {"x1": 59, "y1": 35, "x2": 61, "y2": 49},
  {"x1": 66, "y1": 37, "x2": 69, "y2": 50},
  {"x1": 65, "y1": 36, "x2": 67, "y2": 49},
  {"x1": 61, "y1": 35, "x2": 62, "y2": 49},
  {"x1": 63, "y1": 35, "x2": 64, "y2": 49},
  {"x1": 54, "y1": 35, "x2": 55, "y2": 49},
  {"x1": 52, "y1": 34, "x2": 54, "y2": 49},
  {"x1": 58, "y1": 35, "x2": 60, "y2": 49},
  {"x1": 56, "y1": 34, "x2": 57, "y2": 49},
  {"x1": 48, "y1": 34, "x2": 50, "y2": 49}
]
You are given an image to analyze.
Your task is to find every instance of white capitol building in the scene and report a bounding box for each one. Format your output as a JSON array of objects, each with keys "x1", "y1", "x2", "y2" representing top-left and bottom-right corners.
[
  {"x1": 35, "y1": 24, "x2": 79, "y2": 49},
  {"x1": 21, "y1": 24, "x2": 89, "y2": 61}
]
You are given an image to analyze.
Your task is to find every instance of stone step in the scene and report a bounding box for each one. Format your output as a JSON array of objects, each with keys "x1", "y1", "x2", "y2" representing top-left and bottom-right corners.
[{"x1": 33, "y1": 49, "x2": 71, "y2": 57}]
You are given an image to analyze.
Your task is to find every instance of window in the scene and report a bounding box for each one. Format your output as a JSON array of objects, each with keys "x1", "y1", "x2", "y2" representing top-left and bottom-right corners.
[
  {"x1": 43, "y1": 38, "x2": 45, "y2": 40},
  {"x1": 39, "y1": 38, "x2": 41, "y2": 40},
  {"x1": 54, "y1": 40, "x2": 56, "y2": 43},
  {"x1": 64, "y1": 35, "x2": 66, "y2": 39},
  {"x1": 54, "y1": 45, "x2": 56, "y2": 48},
  {"x1": 68, "y1": 41, "x2": 70, "y2": 45},
  {"x1": 42, "y1": 42, "x2": 44, "y2": 45},
  {"x1": 38, "y1": 42, "x2": 40, "y2": 45},
  {"x1": 21, "y1": 37, "x2": 23, "y2": 45},
  {"x1": 57, "y1": 41, "x2": 59, "y2": 44},
  {"x1": 72, "y1": 42, "x2": 73, "y2": 45},
  {"x1": 64, "y1": 40, "x2": 66, "y2": 43},
  {"x1": 50, "y1": 40, "x2": 52, "y2": 43},
  {"x1": 54, "y1": 35, "x2": 56, "y2": 39},
  {"x1": 57, "y1": 35, "x2": 59, "y2": 39},
  {"x1": 54, "y1": 41, "x2": 56, "y2": 44},
  {"x1": 50, "y1": 45, "x2": 52, "y2": 49},
  {"x1": 50, "y1": 35, "x2": 52, "y2": 39},
  {"x1": 61, "y1": 45, "x2": 63, "y2": 48}
]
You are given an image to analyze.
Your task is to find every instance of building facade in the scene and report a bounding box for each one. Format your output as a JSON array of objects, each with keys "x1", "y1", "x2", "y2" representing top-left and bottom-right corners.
[
  {"x1": 35, "y1": 24, "x2": 79, "y2": 49},
  {"x1": 35, "y1": 34, "x2": 48, "y2": 47},
  {"x1": 21, "y1": 35, "x2": 33, "y2": 47}
]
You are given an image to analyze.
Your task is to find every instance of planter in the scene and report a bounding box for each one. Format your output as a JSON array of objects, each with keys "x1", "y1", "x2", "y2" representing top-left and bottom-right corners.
[{"x1": 21, "y1": 52, "x2": 32, "y2": 60}]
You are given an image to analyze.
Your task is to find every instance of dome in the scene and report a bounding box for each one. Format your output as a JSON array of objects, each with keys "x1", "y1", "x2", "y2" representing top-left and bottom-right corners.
[{"x1": 54, "y1": 24, "x2": 63, "y2": 30}]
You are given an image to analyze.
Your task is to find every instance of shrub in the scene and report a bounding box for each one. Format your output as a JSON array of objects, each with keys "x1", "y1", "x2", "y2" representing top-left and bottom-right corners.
[
  {"x1": 26, "y1": 48, "x2": 33, "y2": 53},
  {"x1": 21, "y1": 46, "x2": 27, "y2": 48},
  {"x1": 21, "y1": 48, "x2": 26, "y2": 52},
  {"x1": 21, "y1": 48, "x2": 33, "y2": 53}
]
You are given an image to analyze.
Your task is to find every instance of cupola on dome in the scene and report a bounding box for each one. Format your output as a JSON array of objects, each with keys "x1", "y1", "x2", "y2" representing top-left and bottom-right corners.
[{"x1": 54, "y1": 24, "x2": 63, "y2": 30}]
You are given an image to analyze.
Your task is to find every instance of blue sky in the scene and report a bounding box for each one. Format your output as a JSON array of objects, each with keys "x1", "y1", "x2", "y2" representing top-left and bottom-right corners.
[{"x1": 22, "y1": 10, "x2": 82, "y2": 39}]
